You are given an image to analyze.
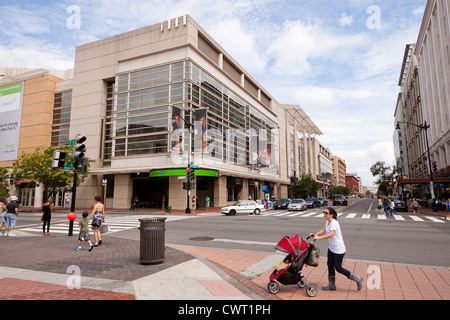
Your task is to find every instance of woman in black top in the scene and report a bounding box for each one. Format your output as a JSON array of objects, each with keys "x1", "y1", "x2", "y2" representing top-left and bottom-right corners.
[{"x1": 42, "y1": 198, "x2": 53, "y2": 236}]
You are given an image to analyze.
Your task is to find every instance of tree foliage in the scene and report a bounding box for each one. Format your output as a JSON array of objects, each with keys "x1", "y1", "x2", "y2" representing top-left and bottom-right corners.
[
  {"x1": 290, "y1": 174, "x2": 321, "y2": 198},
  {"x1": 13, "y1": 146, "x2": 89, "y2": 200},
  {"x1": 370, "y1": 161, "x2": 396, "y2": 195},
  {"x1": 0, "y1": 168, "x2": 10, "y2": 198},
  {"x1": 331, "y1": 186, "x2": 352, "y2": 196}
]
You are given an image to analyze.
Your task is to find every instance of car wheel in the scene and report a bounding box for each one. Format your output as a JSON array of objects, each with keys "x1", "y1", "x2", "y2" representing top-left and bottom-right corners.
[
  {"x1": 254, "y1": 209, "x2": 261, "y2": 215},
  {"x1": 229, "y1": 209, "x2": 236, "y2": 216}
]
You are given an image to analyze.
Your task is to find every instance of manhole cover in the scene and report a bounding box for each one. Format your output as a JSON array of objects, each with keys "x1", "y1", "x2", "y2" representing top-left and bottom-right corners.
[{"x1": 189, "y1": 237, "x2": 215, "y2": 241}]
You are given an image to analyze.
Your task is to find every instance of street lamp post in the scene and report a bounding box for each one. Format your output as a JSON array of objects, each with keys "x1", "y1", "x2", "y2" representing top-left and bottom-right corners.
[{"x1": 396, "y1": 120, "x2": 437, "y2": 211}]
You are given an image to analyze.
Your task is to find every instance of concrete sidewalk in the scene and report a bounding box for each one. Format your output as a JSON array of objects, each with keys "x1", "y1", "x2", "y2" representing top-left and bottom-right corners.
[{"x1": 1, "y1": 225, "x2": 449, "y2": 301}]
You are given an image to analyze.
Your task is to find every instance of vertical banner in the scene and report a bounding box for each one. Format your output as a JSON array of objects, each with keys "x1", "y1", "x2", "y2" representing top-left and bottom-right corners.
[
  {"x1": 0, "y1": 82, "x2": 24, "y2": 161},
  {"x1": 194, "y1": 109, "x2": 207, "y2": 153},
  {"x1": 170, "y1": 105, "x2": 182, "y2": 152}
]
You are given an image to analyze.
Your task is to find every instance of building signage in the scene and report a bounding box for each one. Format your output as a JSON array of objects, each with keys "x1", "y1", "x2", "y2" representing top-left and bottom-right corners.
[
  {"x1": 150, "y1": 168, "x2": 220, "y2": 178},
  {"x1": 0, "y1": 82, "x2": 24, "y2": 161}
]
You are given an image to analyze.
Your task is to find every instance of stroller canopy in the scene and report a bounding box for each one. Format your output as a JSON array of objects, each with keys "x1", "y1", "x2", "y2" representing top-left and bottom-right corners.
[{"x1": 275, "y1": 235, "x2": 309, "y2": 256}]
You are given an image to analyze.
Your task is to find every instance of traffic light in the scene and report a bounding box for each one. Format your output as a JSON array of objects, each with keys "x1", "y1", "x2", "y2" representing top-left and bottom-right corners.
[
  {"x1": 9, "y1": 173, "x2": 14, "y2": 185},
  {"x1": 52, "y1": 151, "x2": 67, "y2": 169},
  {"x1": 183, "y1": 182, "x2": 195, "y2": 190},
  {"x1": 432, "y1": 161, "x2": 437, "y2": 172},
  {"x1": 186, "y1": 167, "x2": 195, "y2": 180},
  {"x1": 73, "y1": 134, "x2": 87, "y2": 160}
]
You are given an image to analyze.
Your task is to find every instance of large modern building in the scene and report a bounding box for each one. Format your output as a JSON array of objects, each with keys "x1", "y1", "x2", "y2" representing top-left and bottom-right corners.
[
  {"x1": 395, "y1": 0, "x2": 450, "y2": 195},
  {"x1": 414, "y1": 0, "x2": 450, "y2": 178},
  {"x1": 0, "y1": 16, "x2": 338, "y2": 210},
  {"x1": 0, "y1": 68, "x2": 72, "y2": 207}
]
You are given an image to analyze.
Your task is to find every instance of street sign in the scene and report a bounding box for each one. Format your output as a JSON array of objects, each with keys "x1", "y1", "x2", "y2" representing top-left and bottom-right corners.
[
  {"x1": 68, "y1": 139, "x2": 76, "y2": 146},
  {"x1": 63, "y1": 161, "x2": 74, "y2": 171}
]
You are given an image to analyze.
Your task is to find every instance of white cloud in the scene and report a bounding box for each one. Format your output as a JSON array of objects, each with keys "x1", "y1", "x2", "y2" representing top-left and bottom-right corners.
[
  {"x1": 338, "y1": 13, "x2": 353, "y2": 26},
  {"x1": 209, "y1": 18, "x2": 269, "y2": 75}
]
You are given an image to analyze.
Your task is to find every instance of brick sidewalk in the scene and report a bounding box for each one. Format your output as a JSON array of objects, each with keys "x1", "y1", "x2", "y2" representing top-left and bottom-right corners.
[{"x1": 176, "y1": 246, "x2": 450, "y2": 300}]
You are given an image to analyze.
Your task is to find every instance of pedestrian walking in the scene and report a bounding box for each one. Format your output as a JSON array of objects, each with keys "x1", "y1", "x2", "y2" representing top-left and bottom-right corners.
[
  {"x1": 410, "y1": 198, "x2": 420, "y2": 215},
  {"x1": 383, "y1": 198, "x2": 389, "y2": 215},
  {"x1": 89, "y1": 196, "x2": 105, "y2": 246},
  {"x1": 4, "y1": 196, "x2": 19, "y2": 237},
  {"x1": 205, "y1": 196, "x2": 210, "y2": 211},
  {"x1": 445, "y1": 198, "x2": 450, "y2": 220},
  {"x1": 76, "y1": 211, "x2": 94, "y2": 251},
  {"x1": 129, "y1": 196, "x2": 135, "y2": 211},
  {"x1": 65, "y1": 195, "x2": 71, "y2": 209},
  {"x1": 389, "y1": 200, "x2": 398, "y2": 216},
  {"x1": 0, "y1": 196, "x2": 7, "y2": 236},
  {"x1": 310, "y1": 207, "x2": 363, "y2": 292},
  {"x1": 42, "y1": 197, "x2": 53, "y2": 236},
  {"x1": 191, "y1": 197, "x2": 196, "y2": 213},
  {"x1": 377, "y1": 197, "x2": 383, "y2": 215}
]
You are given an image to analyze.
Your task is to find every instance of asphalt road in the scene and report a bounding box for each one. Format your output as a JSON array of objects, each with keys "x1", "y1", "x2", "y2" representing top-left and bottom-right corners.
[
  {"x1": 162, "y1": 198, "x2": 450, "y2": 267},
  {"x1": 13, "y1": 198, "x2": 450, "y2": 267}
]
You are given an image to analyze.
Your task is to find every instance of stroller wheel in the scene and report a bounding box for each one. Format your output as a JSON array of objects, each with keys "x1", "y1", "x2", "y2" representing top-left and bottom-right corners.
[
  {"x1": 267, "y1": 281, "x2": 280, "y2": 294},
  {"x1": 297, "y1": 278, "x2": 307, "y2": 289},
  {"x1": 306, "y1": 284, "x2": 318, "y2": 297}
]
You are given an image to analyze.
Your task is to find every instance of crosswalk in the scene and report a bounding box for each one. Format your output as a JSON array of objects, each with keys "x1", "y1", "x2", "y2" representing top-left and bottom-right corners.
[
  {"x1": 17, "y1": 215, "x2": 197, "y2": 235},
  {"x1": 257, "y1": 210, "x2": 447, "y2": 223}
]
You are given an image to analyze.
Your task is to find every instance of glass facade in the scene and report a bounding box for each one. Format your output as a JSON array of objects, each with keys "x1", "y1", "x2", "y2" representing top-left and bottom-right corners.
[
  {"x1": 51, "y1": 90, "x2": 72, "y2": 147},
  {"x1": 109, "y1": 59, "x2": 280, "y2": 173}
]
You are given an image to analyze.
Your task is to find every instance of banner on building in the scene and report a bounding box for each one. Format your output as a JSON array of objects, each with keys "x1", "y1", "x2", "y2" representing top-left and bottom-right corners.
[
  {"x1": 194, "y1": 108, "x2": 207, "y2": 153},
  {"x1": 0, "y1": 82, "x2": 24, "y2": 161},
  {"x1": 170, "y1": 105, "x2": 182, "y2": 152}
]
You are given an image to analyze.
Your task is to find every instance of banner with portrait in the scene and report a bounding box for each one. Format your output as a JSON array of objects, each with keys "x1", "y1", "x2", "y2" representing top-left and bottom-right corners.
[
  {"x1": 170, "y1": 105, "x2": 182, "y2": 152},
  {"x1": 0, "y1": 82, "x2": 24, "y2": 161},
  {"x1": 194, "y1": 109, "x2": 207, "y2": 153}
]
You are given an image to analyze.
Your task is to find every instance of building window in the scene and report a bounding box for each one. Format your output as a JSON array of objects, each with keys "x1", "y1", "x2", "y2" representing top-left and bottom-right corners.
[{"x1": 51, "y1": 90, "x2": 72, "y2": 147}]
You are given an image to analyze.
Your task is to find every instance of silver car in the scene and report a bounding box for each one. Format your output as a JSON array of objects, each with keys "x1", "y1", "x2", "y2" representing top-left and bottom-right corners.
[{"x1": 287, "y1": 199, "x2": 307, "y2": 211}]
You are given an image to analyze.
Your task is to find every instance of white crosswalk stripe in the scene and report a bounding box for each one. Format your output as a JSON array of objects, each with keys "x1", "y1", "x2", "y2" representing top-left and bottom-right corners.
[
  {"x1": 254, "y1": 210, "x2": 447, "y2": 223},
  {"x1": 17, "y1": 215, "x2": 197, "y2": 235}
]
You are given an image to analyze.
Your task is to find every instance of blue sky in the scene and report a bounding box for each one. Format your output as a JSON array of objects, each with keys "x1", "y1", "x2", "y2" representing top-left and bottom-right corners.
[{"x1": 0, "y1": 0, "x2": 427, "y2": 187}]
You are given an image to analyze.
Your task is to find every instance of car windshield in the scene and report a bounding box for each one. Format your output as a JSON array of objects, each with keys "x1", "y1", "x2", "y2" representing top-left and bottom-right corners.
[
  {"x1": 306, "y1": 198, "x2": 315, "y2": 201},
  {"x1": 279, "y1": 199, "x2": 290, "y2": 202},
  {"x1": 335, "y1": 195, "x2": 345, "y2": 199},
  {"x1": 292, "y1": 199, "x2": 304, "y2": 203}
]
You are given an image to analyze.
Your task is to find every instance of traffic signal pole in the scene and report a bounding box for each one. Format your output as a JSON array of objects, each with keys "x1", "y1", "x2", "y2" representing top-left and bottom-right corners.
[{"x1": 68, "y1": 160, "x2": 78, "y2": 236}]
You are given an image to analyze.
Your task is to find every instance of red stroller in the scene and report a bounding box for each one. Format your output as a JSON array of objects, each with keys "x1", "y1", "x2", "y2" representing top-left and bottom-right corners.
[{"x1": 267, "y1": 235, "x2": 319, "y2": 297}]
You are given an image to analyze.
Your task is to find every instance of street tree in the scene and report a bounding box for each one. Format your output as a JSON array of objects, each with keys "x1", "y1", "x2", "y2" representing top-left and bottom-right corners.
[
  {"x1": 0, "y1": 168, "x2": 10, "y2": 198},
  {"x1": 290, "y1": 174, "x2": 320, "y2": 198},
  {"x1": 12, "y1": 146, "x2": 89, "y2": 200}
]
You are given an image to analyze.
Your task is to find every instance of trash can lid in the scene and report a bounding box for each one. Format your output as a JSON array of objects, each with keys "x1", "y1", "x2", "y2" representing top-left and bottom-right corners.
[{"x1": 138, "y1": 218, "x2": 167, "y2": 223}]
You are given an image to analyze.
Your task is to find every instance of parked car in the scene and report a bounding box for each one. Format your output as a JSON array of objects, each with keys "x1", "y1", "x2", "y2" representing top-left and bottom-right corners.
[
  {"x1": 288, "y1": 199, "x2": 308, "y2": 211},
  {"x1": 333, "y1": 194, "x2": 348, "y2": 206},
  {"x1": 317, "y1": 197, "x2": 328, "y2": 207},
  {"x1": 305, "y1": 198, "x2": 321, "y2": 208},
  {"x1": 393, "y1": 199, "x2": 408, "y2": 212},
  {"x1": 220, "y1": 200, "x2": 265, "y2": 216},
  {"x1": 274, "y1": 198, "x2": 292, "y2": 210}
]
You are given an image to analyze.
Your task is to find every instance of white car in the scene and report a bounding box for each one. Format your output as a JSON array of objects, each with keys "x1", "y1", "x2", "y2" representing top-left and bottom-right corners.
[
  {"x1": 221, "y1": 200, "x2": 265, "y2": 216},
  {"x1": 288, "y1": 199, "x2": 308, "y2": 211}
]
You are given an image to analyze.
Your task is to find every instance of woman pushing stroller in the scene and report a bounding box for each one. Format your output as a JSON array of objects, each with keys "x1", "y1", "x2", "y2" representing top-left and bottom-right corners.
[{"x1": 309, "y1": 207, "x2": 363, "y2": 291}]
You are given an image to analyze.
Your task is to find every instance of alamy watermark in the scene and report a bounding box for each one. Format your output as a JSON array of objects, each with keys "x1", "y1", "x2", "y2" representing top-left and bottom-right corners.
[
  {"x1": 66, "y1": 265, "x2": 81, "y2": 289},
  {"x1": 67, "y1": 5, "x2": 81, "y2": 30},
  {"x1": 367, "y1": 5, "x2": 381, "y2": 30}
]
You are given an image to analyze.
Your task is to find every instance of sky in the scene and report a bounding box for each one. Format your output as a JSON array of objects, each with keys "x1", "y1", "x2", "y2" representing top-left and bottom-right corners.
[{"x1": 0, "y1": 0, "x2": 428, "y2": 187}]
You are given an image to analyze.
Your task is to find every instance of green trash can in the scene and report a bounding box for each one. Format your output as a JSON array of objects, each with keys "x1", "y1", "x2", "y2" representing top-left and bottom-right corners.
[{"x1": 139, "y1": 218, "x2": 167, "y2": 264}]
